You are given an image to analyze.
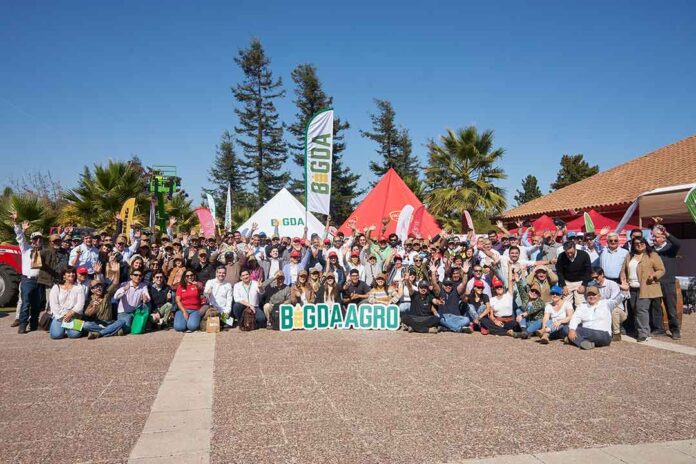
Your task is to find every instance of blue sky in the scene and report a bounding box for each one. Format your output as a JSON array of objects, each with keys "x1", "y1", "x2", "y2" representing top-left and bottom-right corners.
[{"x1": 1, "y1": 0, "x2": 695, "y2": 210}]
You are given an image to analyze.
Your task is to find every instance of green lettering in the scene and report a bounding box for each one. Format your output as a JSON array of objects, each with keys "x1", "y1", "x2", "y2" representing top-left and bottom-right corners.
[
  {"x1": 316, "y1": 304, "x2": 330, "y2": 329},
  {"x1": 280, "y1": 305, "x2": 294, "y2": 331},
  {"x1": 373, "y1": 304, "x2": 385, "y2": 329},
  {"x1": 329, "y1": 303, "x2": 344, "y2": 328},
  {"x1": 309, "y1": 160, "x2": 330, "y2": 173},
  {"x1": 344, "y1": 304, "x2": 359, "y2": 329},
  {"x1": 386, "y1": 305, "x2": 400, "y2": 330},
  {"x1": 359, "y1": 304, "x2": 372, "y2": 329},
  {"x1": 303, "y1": 304, "x2": 317, "y2": 330},
  {"x1": 311, "y1": 134, "x2": 331, "y2": 147},
  {"x1": 310, "y1": 147, "x2": 330, "y2": 160},
  {"x1": 311, "y1": 183, "x2": 329, "y2": 194}
]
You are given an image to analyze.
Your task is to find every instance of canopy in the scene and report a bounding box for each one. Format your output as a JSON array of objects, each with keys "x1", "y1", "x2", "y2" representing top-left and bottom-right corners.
[
  {"x1": 565, "y1": 209, "x2": 639, "y2": 233},
  {"x1": 338, "y1": 168, "x2": 441, "y2": 238},
  {"x1": 238, "y1": 188, "x2": 325, "y2": 238}
]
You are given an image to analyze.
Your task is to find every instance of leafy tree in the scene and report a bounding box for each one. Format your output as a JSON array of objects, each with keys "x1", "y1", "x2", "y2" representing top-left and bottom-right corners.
[
  {"x1": 202, "y1": 131, "x2": 253, "y2": 220},
  {"x1": 233, "y1": 39, "x2": 288, "y2": 208},
  {"x1": 514, "y1": 174, "x2": 543, "y2": 206},
  {"x1": 550, "y1": 154, "x2": 599, "y2": 191},
  {"x1": 425, "y1": 127, "x2": 507, "y2": 231},
  {"x1": 0, "y1": 193, "x2": 59, "y2": 243},
  {"x1": 360, "y1": 99, "x2": 420, "y2": 184},
  {"x1": 287, "y1": 63, "x2": 361, "y2": 223},
  {"x1": 165, "y1": 192, "x2": 198, "y2": 233}
]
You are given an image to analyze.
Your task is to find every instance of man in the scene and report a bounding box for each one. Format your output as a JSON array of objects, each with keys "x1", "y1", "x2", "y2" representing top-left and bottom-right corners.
[
  {"x1": 113, "y1": 268, "x2": 151, "y2": 333},
  {"x1": 364, "y1": 254, "x2": 381, "y2": 286},
  {"x1": 651, "y1": 223, "x2": 681, "y2": 339},
  {"x1": 232, "y1": 269, "x2": 265, "y2": 326},
  {"x1": 465, "y1": 265, "x2": 492, "y2": 297},
  {"x1": 567, "y1": 283, "x2": 629, "y2": 350},
  {"x1": 148, "y1": 270, "x2": 173, "y2": 328},
  {"x1": 12, "y1": 214, "x2": 43, "y2": 333},
  {"x1": 401, "y1": 280, "x2": 440, "y2": 333},
  {"x1": 222, "y1": 250, "x2": 246, "y2": 286},
  {"x1": 589, "y1": 267, "x2": 624, "y2": 341},
  {"x1": 283, "y1": 250, "x2": 309, "y2": 285},
  {"x1": 260, "y1": 270, "x2": 292, "y2": 327},
  {"x1": 526, "y1": 265, "x2": 558, "y2": 303},
  {"x1": 342, "y1": 269, "x2": 370, "y2": 306},
  {"x1": 260, "y1": 246, "x2": 284, "y2": 282},
  {"x1": 39, "y1": 233, "x2": 69, "y2": 314},
  {"x1": 430, "y1": 265, "x2": 471, "y2": 333},
  {"x1": 69, "y1": 232, "x2": 100, "y2": 276},
  {"x1": 599, "y1": 232, "x2": 629, "y2": 283},
  {"x1": 555, "y1": 241, "x2": 591, "y2": 307},
  {"x1": 488, "y1": 230, "x2": 503, "y2": 253}
]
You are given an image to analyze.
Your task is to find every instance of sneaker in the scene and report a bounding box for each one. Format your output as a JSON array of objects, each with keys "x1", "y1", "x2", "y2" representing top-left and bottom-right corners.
[
  {"x1": 407, "y1": 326, "x2": 413, "y2": 333},
  {"x1": 11, "y1": 319, "x2": 20, "y2": 327},
  {"x1": 460, "y1": 325, "x2": 473, "y2": 334},
  {"x1": 506, "y1": 329, "x2": 515, "y2": 337},
  {"x1": 116, "y1": 328, "x2": 125, "y2": 336},
  {"x1": 480, "y1": 327, "x2": 489, "y2": 336},
  {"x1": 562, "y1": 337, "x2": 571, "y2": 345},
  {"x1": 535, "y1": 330, "x2": 545, "y2": 338},
  {"x1": 520, "y1": 330, "x2": 529, "y2": 339},
  {"x1": 636, "y1": 336, "x2": 648, "y2": 343},
  {"x1": 539, "y1": 334, "x2": 549, "y2": 344},
  {"x1": 671, "y1": 331, "x2": 681, "y2": 340},
  {"x1": 428, "y1": 326, "x2": 438, "y2": 334},
  {"x1": 18, "y1": 324, "x2": 28, "y2": 334},
  {"x1": 612, "y1": 333, "x2": 622, "y2": 342},
  {"x1": 651, "y1": 330, "x2": 667, "y2": 337},
  {"x1": 579, "y1": 340, "x2": 595, "y2": 350},
  {"x1": 88, "y1": 331, "x2": 101, "y2": 340},
  {"x1": 468, "y1": 323, "x2": 475, "y2": 333}
]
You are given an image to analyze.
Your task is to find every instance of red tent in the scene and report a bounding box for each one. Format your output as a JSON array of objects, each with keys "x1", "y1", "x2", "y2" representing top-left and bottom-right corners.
[
  {"x1": 338, "y1": 168, "x2": 441, "y2": 238},
  {"x1": 565, "y1": 209, "x2": 638, "y2": 232},
  {"x1": 531, "y1": 214, "x2": 556, "y2": 232}
]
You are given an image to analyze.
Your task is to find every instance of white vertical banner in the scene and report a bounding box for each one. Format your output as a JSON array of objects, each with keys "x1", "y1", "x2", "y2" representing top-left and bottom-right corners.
[
  {"x1": 224, "y1": 182, "x2": 232, "y2": 231},
  {"x1": 206, "y1": 193, "x2": 216, "y2": 220},
  {"x1": 305, "y1": 109, "x2": 334, "y2": 215}
]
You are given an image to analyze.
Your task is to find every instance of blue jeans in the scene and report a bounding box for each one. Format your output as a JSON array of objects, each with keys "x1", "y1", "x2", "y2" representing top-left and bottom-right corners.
[
  {"x1": 467, "y1": 303, "x2": 487, "y2": 323},
  {"x1": 438, "y1": 312, "x2": 471, "y2": 332},
  {"x1": 525, "y1": 318, "x2": 543, "y2": 333},
  {"x1": 117, "y1": 312, "x2": 134, "y2": 333},
  {"x1": 232, "y1": 303, "x2": 266, "y2": 325},
  {"x1": 19, "y1": 277, "x2": 43, "y2": 327},
  {"x1": 173, "y1": 309, "x2": 202, "y2": 332},
  {"x1": 399, "y1": 302, "x2": 411, "y2": 313},
  {"x1": 572, "y1": 326, "x2": 610, "y2": 347},
  {"x1": 49, "y1": 317, "x2": 83, "y2": 339},
  {"x1": 83, "y1": 319, "x2": 126, "y2": 337}
]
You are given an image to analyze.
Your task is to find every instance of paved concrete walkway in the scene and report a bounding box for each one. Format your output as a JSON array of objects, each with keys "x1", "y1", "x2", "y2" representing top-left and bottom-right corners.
[
  {"x1": 129, "y1": 332, "x2": 216, "y2": 463},
  {"x1": 456, "y1": 439, "x2": 696, "y2": 463},
  {"x1": 622, "y1": 334, "x2": 696, "y2": 356}
]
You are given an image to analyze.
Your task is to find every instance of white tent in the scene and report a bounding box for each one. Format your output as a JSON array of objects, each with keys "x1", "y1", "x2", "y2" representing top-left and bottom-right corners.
[{"x1": 238, "y1": 188, "x2": 326, "y2": 238}]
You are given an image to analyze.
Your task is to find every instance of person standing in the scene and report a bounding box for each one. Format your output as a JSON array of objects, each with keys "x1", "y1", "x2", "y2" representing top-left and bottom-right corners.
[
  {"x1": 620, "y1": 237, "x2": 665, "y2": 342},
  {"x1": 555, "y1": 241, "x2": 592, "y2": 308},
  {"x1": 12, "y1": 212, "x2": 44, "y2": 334},
  {"x1": 599, "y1": 233, "x2": 629, "y2": 283},
  {"x1": 651, "y1": 222, "x2": 681, "y2": 339}
]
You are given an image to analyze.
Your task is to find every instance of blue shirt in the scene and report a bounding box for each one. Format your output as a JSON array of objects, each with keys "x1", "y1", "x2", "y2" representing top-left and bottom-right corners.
[{"x1": 599, "y1": 247, "x2": 629, "y2": 279}]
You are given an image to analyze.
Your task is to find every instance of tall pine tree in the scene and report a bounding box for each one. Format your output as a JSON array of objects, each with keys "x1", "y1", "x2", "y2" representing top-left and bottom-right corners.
[
  {"x1": 232, "y1": 39, "x2": 288, "y2": 208},
  {"x1": 514, "y1": 174, "x2": 542, "y2": 206},
  {"x1": 287, "y1": 64, "x2": 361, "y2": 223},
  {"x1": 550, "y1": 154, "x2": 599, "y2": 190},
  {"x1": 360, "y1": 99, "x2": 420, "y2": 186},
  {"x1": 202, "y1": 131, "x2": 252, "y2": 220}
]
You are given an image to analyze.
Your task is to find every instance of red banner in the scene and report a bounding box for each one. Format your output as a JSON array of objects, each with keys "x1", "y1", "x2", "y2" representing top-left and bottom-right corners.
[{"x1": 195, "y1": 208, "x2": 216, "y2": 239}]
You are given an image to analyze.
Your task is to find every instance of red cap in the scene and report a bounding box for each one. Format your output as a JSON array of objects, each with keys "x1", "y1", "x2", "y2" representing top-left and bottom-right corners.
[
  {"x1": 350, "y1": 251, "x2": 359, "y2": 257},
  {"x1": 323, "y1": 239, "x2": 331, "y2": 244},
  {"x1": 407, "y1": 233, "x2": 416, "y2": 239},
  {"x1": 290, "y1": 250, "x2": 301, "y2": 258},
  {"x1": 378, "y1": 236, "x2": 387, "y2": 242},
  {"x1": 300, "y1": 239, "x2": 307, "y2": 246},
  {"x1": 473, "y1": 279, "x2": 485, "y2": 289},
  {"x1": 77, "y1": 267, "x2": 89, "y2": 275},
  {"x1": 393, "y1": 254, "x2": 402, "y2": 260},
  {"x1": 492, "y1": 277, "x2": 504, "y2": 288},
  {"x1": 292, "y1": 237, "x2": 301, "y2": 243},
  {"x1": 328, "y1": 251, "x2": 338, "y2": 258}
]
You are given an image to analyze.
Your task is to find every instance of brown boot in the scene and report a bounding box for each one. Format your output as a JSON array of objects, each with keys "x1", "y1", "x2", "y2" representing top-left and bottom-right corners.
[
  {"x1": 612, "y1": 333, "x2": 622, "y2": 342},
  {"x1": 11, "y1": 319, "x2": 20, "y2": 327},
  {"x1": 539, "y1": 334, "x2": 550, "y2": 344}
]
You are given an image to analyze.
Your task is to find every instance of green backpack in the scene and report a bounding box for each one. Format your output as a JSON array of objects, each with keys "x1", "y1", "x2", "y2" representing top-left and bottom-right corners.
[{"x1": 130, "y1": 306, "x2": 150, "y2": 335}]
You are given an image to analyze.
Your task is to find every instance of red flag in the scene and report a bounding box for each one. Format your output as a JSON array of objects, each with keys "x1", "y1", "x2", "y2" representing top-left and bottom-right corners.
[
  {"x1": 409, "y1": 206, "x2": 425, "y2": 238},
  {"x1": 194, "y1": 208, "x2": 216, "y2": 239}
]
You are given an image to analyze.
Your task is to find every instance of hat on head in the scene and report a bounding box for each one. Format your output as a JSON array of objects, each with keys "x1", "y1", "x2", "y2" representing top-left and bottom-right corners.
[
  {"x1": 290, "y1": 250, "x2": 301, "y2": 258},
  {"x1": 310, "y1": 267, "x2": 320, "y2": 274},
  {"x1": 528, "y1": 285, "x2": 541, "y2": 295},
  {"x1": 585, "y1": 286, "x2": 600, "y2": 296},
  {"x1": 550, "y1": 285, "x2": 563, "y2": 295},
  {"x1": 534, "y1": 265, "x2": 548, "y2": 274},
  {"x1": 350, "y1": 251, "x2": 360, "y2": 258},
  {"x1": 328, "y1": 251, "x2": 338, "y2": 258},
  {"x1": 76, "y1": 267, "x2": 89, "y2": 275},
  {"x1": 393, "y1": 254, "x2": 402, "y2": 261},
  {"x1": 567, "y1": 231, "x2": 577, "y2": 238},
  {"x1": 492, "y1": 277, "x2": 504, "y2": 288},
  {"x1": 49, "y1": 233, "x2": 61, "y2": 241},
  {"x1": 258, "y1": 231, "x2": 267, "y2": 238},
  {"x1": 292, "y1": 237, "x2": 301, "y2": 243},
  {"x1": 90, "y1": 279, "x2": 104, "y2": 289},
  {"x1": 324, "y1": 239, "x2": 331, "y2": 245},
  {"x1": 30, "y1": 231, "x2": 43, "y2": 240},
  {"x1": 418, "y1": 280, "x2": 430, "y2": 288},
  {"x1": 378, "y1": 236, "x2": 387, "y2": 243},
  {"x1": 298, "y1": 269, "x2": 308, "y2": 277},
  {"x1": 224, "y1": 251, "x2": 234, "y2": 258},
  {"x1": 473, "y1": 279, "x2": 485, "y2": 289},
  {"x1": 442, "y1": 279, "x2": 454, "y2": 286},
  {"x1": 375, "y1": 273, "x2": 387, "y2": 280}
]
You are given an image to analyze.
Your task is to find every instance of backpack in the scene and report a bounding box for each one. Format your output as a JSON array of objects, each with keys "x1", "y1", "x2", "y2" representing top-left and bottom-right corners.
[
  {"x1": 270, "y1": 307, "x2": 280, "y2": 331},
  {"x1": 239, "y1": 307, "x2": 256, "y2": 332}
]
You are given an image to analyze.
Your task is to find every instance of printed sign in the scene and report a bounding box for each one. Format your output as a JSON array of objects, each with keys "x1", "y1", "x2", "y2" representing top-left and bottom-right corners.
[{"x1": 279, "y1": 303, "x2": 400, "y2": 331}]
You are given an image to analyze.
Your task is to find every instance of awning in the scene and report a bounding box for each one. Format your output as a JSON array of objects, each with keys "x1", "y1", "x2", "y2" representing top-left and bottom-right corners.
[{"x1": 639, "y1": 183, "x2": 695, "y2": 224}]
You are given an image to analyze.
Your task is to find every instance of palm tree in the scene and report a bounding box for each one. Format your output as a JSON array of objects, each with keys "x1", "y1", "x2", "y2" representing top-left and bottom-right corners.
[
  {"x1": 425, "y1": 127, "x2": 507, "y2": 232},
  {"x1": 61, "y1": 161, "x2": 149, "y2": 231},
  {"x1": 165, "y1": 193, "x2": 198, "y2": 232},
  {"x1": 0, "y1": 193, "x2": 59, "y2": 243}
]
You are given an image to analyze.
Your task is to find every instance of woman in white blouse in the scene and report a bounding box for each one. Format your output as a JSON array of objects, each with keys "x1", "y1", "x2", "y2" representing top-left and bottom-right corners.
[{"x1": 48, "y1": 267, "x2": 86, "y2": 339}]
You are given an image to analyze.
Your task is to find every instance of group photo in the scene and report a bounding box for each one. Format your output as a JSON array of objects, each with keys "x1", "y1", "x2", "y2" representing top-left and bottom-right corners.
[{"x1": 2, "y1": 1, "x2": 696, "y2": 463}]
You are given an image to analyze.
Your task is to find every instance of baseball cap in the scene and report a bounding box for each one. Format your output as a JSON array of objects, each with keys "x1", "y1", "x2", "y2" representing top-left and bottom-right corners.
[
  {"x1": 378, "y1": 236, "x2": 387, "y2": 243},
  {"x1": 328, "y1": 251, "x2": 338, "y2": 258},
  {"x1": 492, "y1": 277, "x2": 504, "y2": 288},
  {"x1": 324, "y1": 239, "x2": 331, "y2": 245},
  {"x1": 290, "y1": 250, "x2": 301, "y2": 258},
  {"x1": 585, "y1": 286, "x2": 600, "y2": 296},
  {"x1": 350, "y1": 251, "x2": 360, "y2": 257},
  {"x1": 30, "y1": 231, "x2": 43, "y2": 240},
  {"x1": 49, "y1": 233, "x2": 61, "y2": 241},
  {"x1": 76, "y1": 267, "x2": 89, "y2": 275},
  {"x1": 473, "y1": 279, "x2": 485, "y2": 289},
  {"x1": 393, "y1": 254, "x2": 402, "y2": 261},
  {"x1": 292, "y1": 237, "x2": 301, "y2": 243},
  {"x1": 567, "y1": 231, "x2": 577, "y2": 238},
  {"x1": 442, "y1": 279, "x2": 454, "y2": 286},
  {"x1": 375, "y1": 273, "x2": 387, "y2": 280},
  {"x1": 550, "y1": 285, "x2": 563, "y2": 295},
  {"x1": 418, "y1": 280, "x2": 430, "y2": 288}
]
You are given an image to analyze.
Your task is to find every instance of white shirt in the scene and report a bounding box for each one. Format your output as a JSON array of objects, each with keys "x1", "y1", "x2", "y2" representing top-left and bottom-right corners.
[
  {"x1": 233, "y1": 280, "x2": 259, "y2": 309},
  {"x1": 569, "y1": 292, "x2": 628, "y2": 334},
  {"x1": 204, "y1": 279, "x2": 233, "y2": 315},
  {"x1": 628, "y1": 258, "x2": 640, "y2": 288},
  {"x1": 596, "y1": 279, "x2": 620, "y2": 301},
  {"x1": 544, "y1": 301, "x2": 572, "y2": 323},
  {"x1": 49, "y1": 284, "x2": 85, "y2": 319},
  {"x1": 69, "y1": 243, "x2": 100, "y2": 274},
  {"x1": 13, "y1": 224, "x2": 40, "y2": 278},
  {"x1": 490, "y1": 293, "x2": 513, "y2": 317}
]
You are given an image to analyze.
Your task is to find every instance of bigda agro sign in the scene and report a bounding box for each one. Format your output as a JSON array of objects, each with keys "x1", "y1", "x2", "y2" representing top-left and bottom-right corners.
[{"x1": 279, "y1": 303, "x2": 401, "y2": 331}]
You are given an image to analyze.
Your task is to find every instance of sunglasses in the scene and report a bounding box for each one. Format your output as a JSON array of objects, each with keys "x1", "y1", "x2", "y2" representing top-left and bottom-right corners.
[
  {"x1": 608, "y1": 239, "x2": 618, "y2": 243},
  {"x1": 185, "y1": 274, "x2": 195, "y2": 278},
  {"x1": 473, "y1": 269, "x2": 482, "y2": 272},
  {"x1": 326, "y1": 276, "x2": 335, "y2": 280},
  {"x1": 154, "y1": 275, "x2": 164, "y2": 279},
  {"x1": 132, "y1": 273, "x2": 143, "y2": 277}
]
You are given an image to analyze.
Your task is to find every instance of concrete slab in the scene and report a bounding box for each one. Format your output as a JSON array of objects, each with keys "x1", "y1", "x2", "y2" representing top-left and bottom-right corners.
[
  {"x1": 535, "y1": 447, "x2": 624, "y2": 463},
  {"x1": 603, "y1": 442, "x2": 696, "y2": 463}
]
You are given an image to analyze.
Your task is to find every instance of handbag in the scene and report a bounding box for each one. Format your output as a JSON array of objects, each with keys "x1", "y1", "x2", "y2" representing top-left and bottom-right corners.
[
  {"x1": 239, "y1": 307, "x2": 256, "y2": 332},
  {"x1": 30, "y1": 249, "x2": 42, "y2": 269},
  {"x1": 38, "y1": 310, "x2": 51, "y2": 331},
  {"x1": 130, "y1": 306, "x2": 150, "y2": 335}
]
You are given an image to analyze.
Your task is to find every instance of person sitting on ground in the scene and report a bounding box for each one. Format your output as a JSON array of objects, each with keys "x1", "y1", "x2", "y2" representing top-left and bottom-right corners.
[
  {"x1": 84, "y1": 258, "x2": 127, "y2": 339},
  {"x1": 514, "y1": 282, "x2": 545, "y2": 339},
  {"x1": 316, "y1": 272, "x2": 341, "y2": 305},
  {"x1": 48, "y1": 267, "x2": 86, "y2": 339},
  {"x1": 148, "y1": 270, "x2": 173, "y2": 329},
  {"x1": 430, "y1": 263, "x2": 471, "y2": 333},
  {"x1": 113, "y1": 266, "x2": 151, "y2": 333},
  {"x1": 173, "y1": 268, "x2": 203, "y2": 332},
  {"x1": 480, "y1": 274, "x2": 517, "y2": 336},
  {"x1": 465, "y1": 279, "x2": 491, "y2": 332},
  {"x1": 232, "y1": 269, "x2": 265, "y2": 327},
  {"x1": 589, "y1": 267, "x2": 624, "y2": 341},
  {"x1": 567, "y1": 283, "x2": 630, "y2": 349},
  {"x1": 341, "y1": 268, "x2": 370, "y2": 307},
  {"x1": 367, "y1": 273, "x2": 394, "y2": 305},
  {"x1": 537, "y1": 285, "x2": 574, "y2": 344},
  {"x1": 396, "y1": 270, "x2": 418, "y2": 313},
  {"x1": 203, "y1": 265, "x2": 232, "y2": 323},
  {"x1": 260, "y1": 270, "x2": 292, "y2": 327},
  {"x1": 290, "y1": 270, "x2": 314, "y2": 306},
  {"x1": 401, "y1": 280, "x2": 441, "y2": 333}
]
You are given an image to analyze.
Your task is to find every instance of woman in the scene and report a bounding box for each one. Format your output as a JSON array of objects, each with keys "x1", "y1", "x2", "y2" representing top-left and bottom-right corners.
[
  {"x1": 466, "y1": 280, "x2": 491, "y2": 331},
  {"x1": 397, "y1": 271, "x2": 418, "y2": 312},
  {"x1": 367, "y1": 274, "x2": 393, "y2": 305},
  {"x1": 479, "y1": 276, "x2": 516, "y2": 336},
  {"x1": 174, "y1": 269, "x2": 203, "y2": 332},
  {"x1": 166, "y1": 256, "x2": 186, "y2": 290},
  {"x1": 130, "y1": 255, "x2": 150, "y2": 284},
  {"x1": 48, "y1": 267, "x2": 85, "y2": 339},
  {"x1": 385, "y1": 254, "x2": 406, "y2": 286},
  {"x1": 290, "y1": 270, "x2": 315, "y2": 305},
  {"x1": 537, "y1": 285, "x2": 574, "y2": 344},
  {"x1": 83, "y1": 259, "x2": 126, "y2": 339},
  {"x1": 308, "y1": 268, "x2": 322, "y2": 296},
  {"x1": 620, "y1": 237, "x2": 665, "y2": 341},
  {"x1": 316, "y1": 272, "x2": 340, "y2": 305},
  {"x1": 324, "y1": 252, "x2": 346, "y2": 288},
  {"x1": 245, "y1": 254, "x2": 265, "y2": 283},
  {"x1": 343, "y1": 250, "x2": 365, "y2": 281}
]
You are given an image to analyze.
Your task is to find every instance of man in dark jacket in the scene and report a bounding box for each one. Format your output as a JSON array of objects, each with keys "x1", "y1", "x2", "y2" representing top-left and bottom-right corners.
[
  {"x1": 555, "y1": 241, "x2": 592, "y2": 308},
  {"x1": 651, "y1": 224, "x2": 681, "y2": 339}
]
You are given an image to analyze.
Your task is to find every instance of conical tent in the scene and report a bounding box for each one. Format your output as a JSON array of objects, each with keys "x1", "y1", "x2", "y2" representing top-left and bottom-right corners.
[
  {"x1": 238, "y1": 188, "x2": 325, "y2": 238},
  {"x1": 565, "y1": 209, "x2": 638, "y2": 232},
  {"x1": 338, "y1": 168, "x2": 441, "y2": 238}
]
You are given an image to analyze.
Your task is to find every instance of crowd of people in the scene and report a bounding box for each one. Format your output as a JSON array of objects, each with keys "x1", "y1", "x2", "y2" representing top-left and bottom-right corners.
[{"x1": 9, "y1": 210, "x2": 683, "y2": 349}]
